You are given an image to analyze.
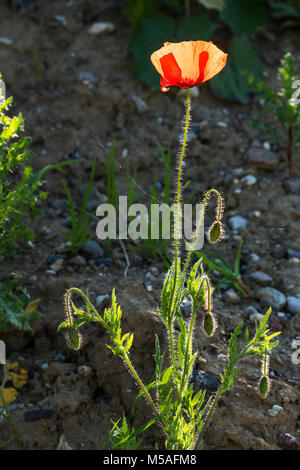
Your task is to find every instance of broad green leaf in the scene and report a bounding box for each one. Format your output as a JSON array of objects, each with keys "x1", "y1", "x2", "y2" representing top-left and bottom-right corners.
[
  {"x1": 220, "y1": 0, "x2": 267, "y2": 35},
  {"x1": 176, "y1": 14, "x2": 215, "y2": 42},
  {"x1": 130, "y1": 14, "x2": 176, "y2": 90},
  {"x1": 210, "y1": 35, "x2": 262, "y2": 104}
]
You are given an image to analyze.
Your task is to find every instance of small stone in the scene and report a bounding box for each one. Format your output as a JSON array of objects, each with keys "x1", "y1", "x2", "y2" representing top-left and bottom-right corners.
[
  {"x1": 246, "y1": 141, "x2": 279, "y2": 170},
  {"x1": 45, "y1": 269, "x2": 56, "y2": 276},
  {"x1": 57, "y1": 434, "x2": 73, "y2": 450},
  {"x1": 283, "y1": 177, "x2": 300, "y2": 195},
  {"x1": 263, "y1": 142, "x2": 271, "y2": 150},
  {"x1": 259, "y1": 287, "x2": 286, "y2": 310},
  {"x1": 268, "y1": 409, "x2": 278, "y2": 417},
  {"x1": 228, "y1": 215, "x2": 248, "y2": 231},
  {"x1": 0, "y1": 37, "x2": 13, "y2": 46},
  {"x1": 40, "y1": 363, "x2": 49, "y2": 370},
  {"x1": 78, "y1": 71, "x2": 96, "y2": 87},
  {"x1": 55, "y1": 15, "x2": 67, "y2": 26},
  {"x1": 287, "y1": 248, "x2": 300, "y2": 258},
  {"x1": 277, "y1": 312, "x2": 286, "y2": 319},
  {"x1": 250, "y1": 253, "x2": 260, "y2": 262},
  {"x1": 250, "y1": 312, "x2": 265, "y2": 322},
  {"x1": 77, "y1": 365, "x2": 93, "y2": 377},
  {"x1": 224, "y1": 288, "x2": 241, "y2": 304},
  {"x1": 88, "y1": 22, "x2": 115, "y2": 35},
  {"x1": 146, "y1": 285, "x2": 153, "y2": 292},
  {"x1": 24, "y1": 407, "x2": 55, "y2": 422},
  {"x1": 131, "y1": 94, "x2": 148, "y2": 113},
  {"x1": 286, "y1": 296, "x2": 300, "y2": 315},
  {"x1": 96, "y1": 294, "x2": 109, "y2": 307},
  {"x1": 250, "y1": 271, "x2": 273, "y2": 285},
  {"x1": 190, "y1": 370, "x2": 220, "y2": 394},
  {"x1": 241, "y1": 175, "x2": 257, "y2": 185},
  {"x1": 70, "y1": 255, "x2": 86, "y2": 266},
  {"x1": 53, "y1": 353, "x2": 65, "y2": 362},
  {"x1": 50, "y1": 258, "x2": 64, "y2": 272},
  {"x1": 81, "y1": 240, "x2": 104, "y2": 258},
  {"x1": 272, "y1": 404, "x2": 283, "y2": 412}
]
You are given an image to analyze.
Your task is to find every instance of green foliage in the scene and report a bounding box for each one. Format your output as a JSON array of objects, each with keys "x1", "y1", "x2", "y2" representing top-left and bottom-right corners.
[
  {"x1": 130, "y1": 14, "x2": 176, "y2": 90},
  {"x1": 106, "y1": 141, "x2": 119, "y2": 209},
  {"x1": 176, "y1": 14, "x2": 216, "y2": 42},
  {"x1": 269, "y1": 1, "x2": 299, "y2": 19},
  {"x1": 0, "y1": 388, "x2": 22, "y2": 449},
  {"x1": 220, "y1": 0, "x2": 267, "y2": 35},
  {"x1": 210, "y1": 35, "x2": 261, "y2": 104},
  {"x1": 252, "y1": 51, "x2": 300, "y2": 169},
  {"x1": 0, "y1": 82, "x2": 47, "y2": 258},
  {"x1": 0, "y1": 278, "x2": 40, "y2": 332},
  {"x1": 195, "y1": 238, "x2": 251, "y2": 297},
  {"x1": 61, "y1": 156, "x2": 97, "y2": 253},
  {"x1": 105, "y1": 415, "x2": 155, "y2": 450}
]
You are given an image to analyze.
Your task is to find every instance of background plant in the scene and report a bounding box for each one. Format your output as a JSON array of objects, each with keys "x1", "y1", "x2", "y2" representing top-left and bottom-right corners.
[
  {"x1": 195, "y1": 237, "x2": 252, "y2": 297},
  {"x1": 252, "y1": 51, "x2": 300, "y2": 171},
  {"x1": 0, "y1": 76, "x2": 47, "y2": 259},
  {"x1": 61, "y1": 156, "x2": 97, "y2": 254}
]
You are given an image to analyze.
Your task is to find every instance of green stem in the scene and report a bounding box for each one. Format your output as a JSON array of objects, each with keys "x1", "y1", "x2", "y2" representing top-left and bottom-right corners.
[
  {"x1": 122, "y1": 351, "x2": 166, "y2": 431},
  {"x1": 183, "y1": 188, "x2": 223, "y2": 277},
  {"x1": 178, "y1": 302, "x2": 197, "y2": 400},
  {"x1": 194, "y1": 386, "x2": 223, "y2": 450}
]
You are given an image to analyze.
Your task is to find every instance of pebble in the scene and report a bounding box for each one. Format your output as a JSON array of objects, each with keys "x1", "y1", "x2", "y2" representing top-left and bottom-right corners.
[
  {"x1": 24, "y1": 407, "x2": 55, "y2": 422},
  {"x1": 190, "y1": 369, "x2": 220, "y2": 394},
  {"x1": 96, "y1": 294, "x2": 109, "y2": 307},
  {"x1": 250, "y1": 271, "x2": 273, "y2": 285},
  {"x1": 131, "y1": 94, "x2": 148, "y2": 113},
  {"x1": 78, "y1": 71, "x2": 96, "y2": 88},
  {"x1": 81, "y1": 240, "x2": 104, "y2": 258},
  {"x1": 223, "y1": 288, "x2": 241, "y2": 304},
  {"x1": 77, "y1": 365, "x2": 93, "y2": 377},
  {"x1": 88, "y1": 22, "x2": 115, "y2": 35},
  {"x1": 53, "y1": 353, "x2": 65, "y2": 362},
  {"x1": 55, "y1": 15, "x2": 67, "y2": 26},
  {"x1": 277, "y1": 312, "x2": 287, "y2": 319},
  {"x1": 57, "y1": 434, "x2": 73, "y2": 450},
  {"x1": 259, "y1": 287, "x2": 286, "y2": 310},
  {"x1": 70, "y1": 255, "x2": 86, "y2": 267},
  {"x1": 283, "y1": 177, "x2": 300, "y2": 195},
  {"x1": 250, "y1": 312, "x2": 265, "y2": 322},
  {"x1": 287, "y1": 248, "x2": 300, "y2": 259},
  {"x1": 241, "y1": 175, "x2": 257, "y2": 185},
  {"x1": 0, "y1": 37, "x2": 13, "y2": 46},
  {"x1": 146, "y1": 285, "x2": 153, "y2": 292},
  {"x1": 250, "y1": 253, "x2": 260, "y2": 262},
  {"x1": 246, "y1": 141, "x2": 279, "y2": 170},
  {"x1": 272, "y1": 404, "x2": 283, "y2": 412},
  {"x1": 268, "y1": 409, "x2": 278, "y2": 417},
  {"x1": 45, "y1": 269, "x2": 56, "y2": 276},
  {"x1": 228, "y1": 215, "x2": 248, "y2": 231},
  {"x1": 286, "y1": 296, "x2": 300, "y2": 315}
]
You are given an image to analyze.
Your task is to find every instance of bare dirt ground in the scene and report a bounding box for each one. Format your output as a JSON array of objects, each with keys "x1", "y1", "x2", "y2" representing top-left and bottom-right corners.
[{"x1": 0, "y1": 0, "x2": 299, "y2": 450}]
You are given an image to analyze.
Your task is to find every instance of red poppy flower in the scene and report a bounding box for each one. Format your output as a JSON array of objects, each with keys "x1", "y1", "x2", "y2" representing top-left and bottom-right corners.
[{"x1": 150, "y1": 41, "x2": 227, "y2": 92}]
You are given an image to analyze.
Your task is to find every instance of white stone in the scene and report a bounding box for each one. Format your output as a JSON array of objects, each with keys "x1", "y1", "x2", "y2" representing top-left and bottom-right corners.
[
  {"x1": 250, "y1": 312, "x2": 265, "y2": 322},
  {"x1": 88, "y1": 22, "x2": 115, "y2": 35},
  {"x1": 0, "y1": 37, "x2": 13, "y2": 46},
  {"x1": 268, "y1": 409, "x2": 278, "y2": 417}
]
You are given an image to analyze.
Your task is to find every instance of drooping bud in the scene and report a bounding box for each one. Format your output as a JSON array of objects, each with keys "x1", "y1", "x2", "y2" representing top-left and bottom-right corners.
[
  {"x1": 68, "y1": 326, "x2": 81, "y2": 350},
  {"x1": 258, "y1": 375, "x2": 270, "y2": 399},
  {"x1": 203, "y1": 312, "x2": 215, "y2": 337},
  {"x1": 209, "y1": 221, "x2": 223, "y2": 243}
]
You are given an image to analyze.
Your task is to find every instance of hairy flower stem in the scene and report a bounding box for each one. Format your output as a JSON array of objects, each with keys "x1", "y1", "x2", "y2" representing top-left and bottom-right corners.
[
  {"x1": 194, "y1": 386, "x2": 223, "y2": 450},
  {"x1": 178, "y1": 303, "x2": 197, "y2": 400},
  {"x1": 183, "y1": 188, "x2": 223, "y2": 277},
  {"x1": 122, "y1": 351, "x2": 166, "y2": 432},
  {"x1": 167, "y1": 87, "x2": 191, "y2": 374}
]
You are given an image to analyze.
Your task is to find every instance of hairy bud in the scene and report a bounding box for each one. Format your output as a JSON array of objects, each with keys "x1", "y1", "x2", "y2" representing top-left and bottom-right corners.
[
  {"x1": 203, "y1": 312, "x2": 215, "y2": 337},
  {"x1": 68, "y1": 326, "x2": 81, "y2": 350},
  {"x1": 209, "y1": 221, "x2": 222, "y2": 243},
  {"x1": 258, "y1": 375, "x2": 270, "y2": 399}
]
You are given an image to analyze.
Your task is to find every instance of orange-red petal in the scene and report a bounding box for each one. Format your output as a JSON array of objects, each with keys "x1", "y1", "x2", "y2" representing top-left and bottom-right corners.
[{"x1": 150, "y1": 41, "x2": 227, "y2": 92}]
